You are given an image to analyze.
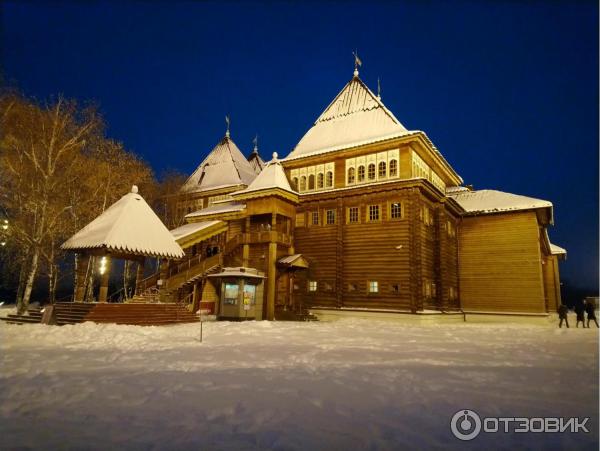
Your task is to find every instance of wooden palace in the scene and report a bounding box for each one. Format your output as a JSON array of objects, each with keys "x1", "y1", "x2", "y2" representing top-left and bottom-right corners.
[
  {"x1": 54, "y1": 64, "x2": 566, "y2": 323},
  {"x1": 160, "y1": 65, "x2": 566, "y2": 321}
]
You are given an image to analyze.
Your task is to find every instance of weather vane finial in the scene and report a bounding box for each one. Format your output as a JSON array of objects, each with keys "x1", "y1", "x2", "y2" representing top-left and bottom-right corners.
[
  {"x1": 352, "y1": 50, "x2": 362, "y2": 77},
  {"x1": 252, "y1": 134, "x2": 258, "y2": 153},
  {"x1": 225, "y1": 115, "x2": 230, "y2": 138}
]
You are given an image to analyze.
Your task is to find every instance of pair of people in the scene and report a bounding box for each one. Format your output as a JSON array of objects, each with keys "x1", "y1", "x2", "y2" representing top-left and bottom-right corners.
[{"x1": 559, "y1": 301, "x2": 598, "y2": 328}]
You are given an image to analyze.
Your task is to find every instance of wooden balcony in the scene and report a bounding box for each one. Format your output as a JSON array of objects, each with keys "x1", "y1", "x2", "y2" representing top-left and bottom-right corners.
[{"x1": 224, "y1": 231, "x2": 292, "y2": 255}]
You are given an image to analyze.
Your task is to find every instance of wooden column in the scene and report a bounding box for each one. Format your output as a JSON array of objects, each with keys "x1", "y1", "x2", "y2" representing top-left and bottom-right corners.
[
  {"x1": 134, "y1": 257, "x2": 145, "y2": 295},
  {"x1": 98, "y1": 255, "x2": 111, "y2": 303},
  {"x1": 266, "y1": 242, "x2": 277, "y2": 320},
  {"x1": 74, "y1": 253, "x2": 89, "y2": 302},
  {"x1": 158, "y1": 258, "x2": 168, "y2": 302}
]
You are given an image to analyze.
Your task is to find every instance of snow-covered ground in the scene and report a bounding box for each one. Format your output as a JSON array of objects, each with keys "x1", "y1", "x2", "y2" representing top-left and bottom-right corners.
[{"x1": 1, "y1": 318, "x2": 597, "y2": 450}]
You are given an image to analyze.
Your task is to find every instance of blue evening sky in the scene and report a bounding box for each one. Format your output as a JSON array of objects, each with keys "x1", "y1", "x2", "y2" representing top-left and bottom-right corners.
[{"x1": 1, "y1": 1, "x2": 598, "y2": 289}]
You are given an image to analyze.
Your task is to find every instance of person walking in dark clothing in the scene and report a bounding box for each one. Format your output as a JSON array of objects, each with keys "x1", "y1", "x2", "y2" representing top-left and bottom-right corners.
[
  {"x1": 575, "y1": 301, "x2": 586, "y2": 328},
  {"x1": 585, "y1": 300, "x2": 599, "y2": 328},
  {"x1": 558, "y1": 304, "x2": 569, "y2": 328}
]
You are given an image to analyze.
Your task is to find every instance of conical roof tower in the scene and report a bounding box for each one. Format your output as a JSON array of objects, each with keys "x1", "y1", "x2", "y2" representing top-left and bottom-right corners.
[{"x1": 182, "y1": 128, "x2": 257, "y2": 194}]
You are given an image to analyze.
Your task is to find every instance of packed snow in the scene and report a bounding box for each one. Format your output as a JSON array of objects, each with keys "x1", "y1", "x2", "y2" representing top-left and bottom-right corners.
[{"x1": 1, "y1": 317, "x2": 597, "y2": 450}]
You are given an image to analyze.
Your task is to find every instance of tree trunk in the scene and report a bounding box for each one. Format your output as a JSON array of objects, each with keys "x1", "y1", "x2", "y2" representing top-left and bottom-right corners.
[
  {"x1": 14, "y1": 258, "x2": 28, "y2": 308},
  {"x1": 84, "y1": 256, "x2": 95, "y2": 303},
  {"x1": 49, "y1": 263, "x2": 58, "y2": 304},
  {"x1": 18, "y1": 248, "x2": 40, "y2": 315}
]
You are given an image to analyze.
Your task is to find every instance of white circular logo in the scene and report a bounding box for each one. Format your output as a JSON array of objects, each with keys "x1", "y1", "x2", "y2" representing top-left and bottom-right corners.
[{"x1": 451, "y1": 409, "x2": 482, "y2": 441}]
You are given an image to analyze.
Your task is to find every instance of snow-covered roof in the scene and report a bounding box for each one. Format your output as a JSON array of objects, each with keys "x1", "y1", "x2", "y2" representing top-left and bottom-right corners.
[
  {"x1": 550, "y1": 243, "x2": 567, "y2": 256},
  {"x1": 287, "y1": 74, "x2": 409, "y2": 159},
  {"x1": 62, "y1": 186, "x2": 184, "y2": 259},
  {"x1": 207, "y1": 267, "x2": 265, "y2": 279},
  {"x1": 232, "y1": 152, "x2": 296, "y2": 198},
  {"x1": 283, "y1": 73, "x2": 463, "y2": 184},
  {"x1": 449, "y1": 189, "x2": 553, "y2": 216},
  {"x1": 247, "y1": 147, "x2": 266, "y2": 174},
  {"x1": 170, "y1": 220, "x2": 225, "y2": 242},
  {"x1": 181, "y1": 134, "x2": 257, "y2": 194},
  {"x1": 185, "y1": 202, "x2": 246, "y2": 219}
]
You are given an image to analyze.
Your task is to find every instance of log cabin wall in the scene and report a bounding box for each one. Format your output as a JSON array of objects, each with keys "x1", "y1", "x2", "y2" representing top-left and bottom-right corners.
[
  {"x1": 292, "y1": 181, "x2": 460, "y2": 312},
  {"x1": 458, "y1": 211, "x2": 546, "y2": 313}
]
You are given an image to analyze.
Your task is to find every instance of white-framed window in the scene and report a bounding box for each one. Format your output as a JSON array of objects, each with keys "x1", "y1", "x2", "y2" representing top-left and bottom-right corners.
[
  {"x1": 300, "y1": 176, "x2": 306, "y2": 191},
  {"x1": 326, "y1": 209, "x2": 335, "y2": 225},
  {"x1": 378, "y1": 161, "x2": 386, "y2": 178},
  {"x1": 308, "y1": 174, "x2": 315, "y2": 190},
  {"x1": 308, "y1": 280, "x2": 317, "y2": 292},
  {"x1": 292, "y1": 177, "x2": 298, "y2": 190},
  {"x1": 347, "y1": 167, "x2": 355, "y2": 184},
  {"x1": 389, "y1": 159, "x2": 398, "y2": 177},
  {"x1": 358, "y1": 166, "x2": 365, "y2": 182},
  {"x1": 326, "y1": 171, "x2": 333, "y2": 188},
  {"x1": 368, "y1": 205, "x2": 380, "y2": 222},
  {"x1": 311, "y1": 211, "x2": 319, "y2": 226},
  {"x1": 368, "y1": 163, "x2": 376, "y2": 180},
  {"x1": 348, "y1": 206, "x2": 359, "y2": 223},
  {"x1": 368, "y1": 281, "x2": 379, "y2": 293},
  {"x1": 317, "y1": 173, "x2": 324, "y2": 189},
  {"x1": 390, "y1": 202, "x2": 402, "y2": 219}
]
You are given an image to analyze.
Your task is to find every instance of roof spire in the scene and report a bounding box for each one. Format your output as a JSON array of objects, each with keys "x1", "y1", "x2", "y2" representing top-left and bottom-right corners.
[
  {"x1": 352, "y1": 50, "x2": 362, "y2": 77},
  {"x1": 225, "y1": 115, "x2": 230, "y2": 138},
  {"x1": 377, "y1": 77, "x2": 381, "y2": 100},
  {"x1": 252, "y1": 134, "x2": 258, "y2": 153}
]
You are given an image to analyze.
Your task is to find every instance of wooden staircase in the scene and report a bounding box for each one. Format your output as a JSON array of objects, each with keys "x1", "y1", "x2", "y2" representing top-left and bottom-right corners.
[
  {"x1": 1, "y1": 302, "x2": 199, "y2": 326},
  {"x1": 84, "y1": 303, "x2": 199, "y2": 326},
  {"x1": 1, "y1": 303, "x2": 97, "y2": 326}
]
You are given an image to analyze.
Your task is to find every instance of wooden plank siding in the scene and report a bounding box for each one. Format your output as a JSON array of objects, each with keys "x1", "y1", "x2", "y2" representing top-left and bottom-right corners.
[
  {"x1": 458, "y1": 211, "x2": 546, "y2": 313},
  {"x1": 292, "y1": 184, "x2": 460, "y2": 312}
]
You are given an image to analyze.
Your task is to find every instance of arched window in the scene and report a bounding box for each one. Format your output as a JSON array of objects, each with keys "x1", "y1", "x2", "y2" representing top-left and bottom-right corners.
[
  {"x1": 317, "y1": 173, "x2": 324, "y2": 189},
  {"x1": 300, "y1": 176, "x2": 307, "y2": 191},
  {"x1": 368, "y1": 163, "x2": 376, "y2": 180},
  {"x1": 326, "y1": 171, "x2": 333, "y2": 187},
  {"x1": 308, "y1": 174, "x2": 315, "y2": 190},
  {"x1": 358, "y1": 166, "x2": 365, "y2": 182},
  {"x1": 389, "y1": 160, "x2": 398, "y2": 177},
  {"x1": 378, "y1": 161, "x2": 386, "y2": 178},
  {"x1": 292, "y1": 177, "x2": 298, "y2": 190},
  {"x1": 347, "y1": 167, "x2": 355, "y2": 184}
]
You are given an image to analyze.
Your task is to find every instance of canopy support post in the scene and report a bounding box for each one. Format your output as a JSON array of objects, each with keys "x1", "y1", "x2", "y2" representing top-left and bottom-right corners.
[{"x1": 98, "y1": 255, "x2": 111, "y2": 303}]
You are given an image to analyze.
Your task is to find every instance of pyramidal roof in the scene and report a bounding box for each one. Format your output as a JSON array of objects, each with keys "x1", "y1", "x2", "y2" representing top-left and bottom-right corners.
[
  {"x1": 182, "y1": 133, "x2": 258, "y2": 193},
  {"x1": 247, "y1": 146, "x2": 266, "y2": 174},
  {"x1": 287, "y1": 73, "x2": 410, "y2": 160},
  {"x1": 233, "y1": 152, "x2": 296, "y2": 198},
  {"x1": 62, "y1": 186, "x2": 185, "y2": 259}
]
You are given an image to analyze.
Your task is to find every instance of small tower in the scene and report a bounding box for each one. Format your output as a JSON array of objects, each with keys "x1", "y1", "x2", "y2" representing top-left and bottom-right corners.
[{"x1": 247, "y1": 134, "x2": 266, "y2": 174}]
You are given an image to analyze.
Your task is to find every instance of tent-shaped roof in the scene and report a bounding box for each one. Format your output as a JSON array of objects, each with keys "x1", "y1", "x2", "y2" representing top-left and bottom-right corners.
[
  {"x1": 449, "y1": 189, "x2": 553, "y2": 218},
  {"x1": 247, "y1": 145, "x2": 266, "y2": 174},
  {"x1": 232, "y1": 152, "x2": 297, "y2": 199},
  {"x1": 550, "y1": 243, "x2": 567, "y2": 257},
  {"x1": 181, "y1": 134, "x2": 258, "y2": 194},
  {"x1": 287, "y1": 73, "x2": 410, "y2": 160},
  {"x1": 62, "y1": 186, "x2": 184, "y2": 259}
]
